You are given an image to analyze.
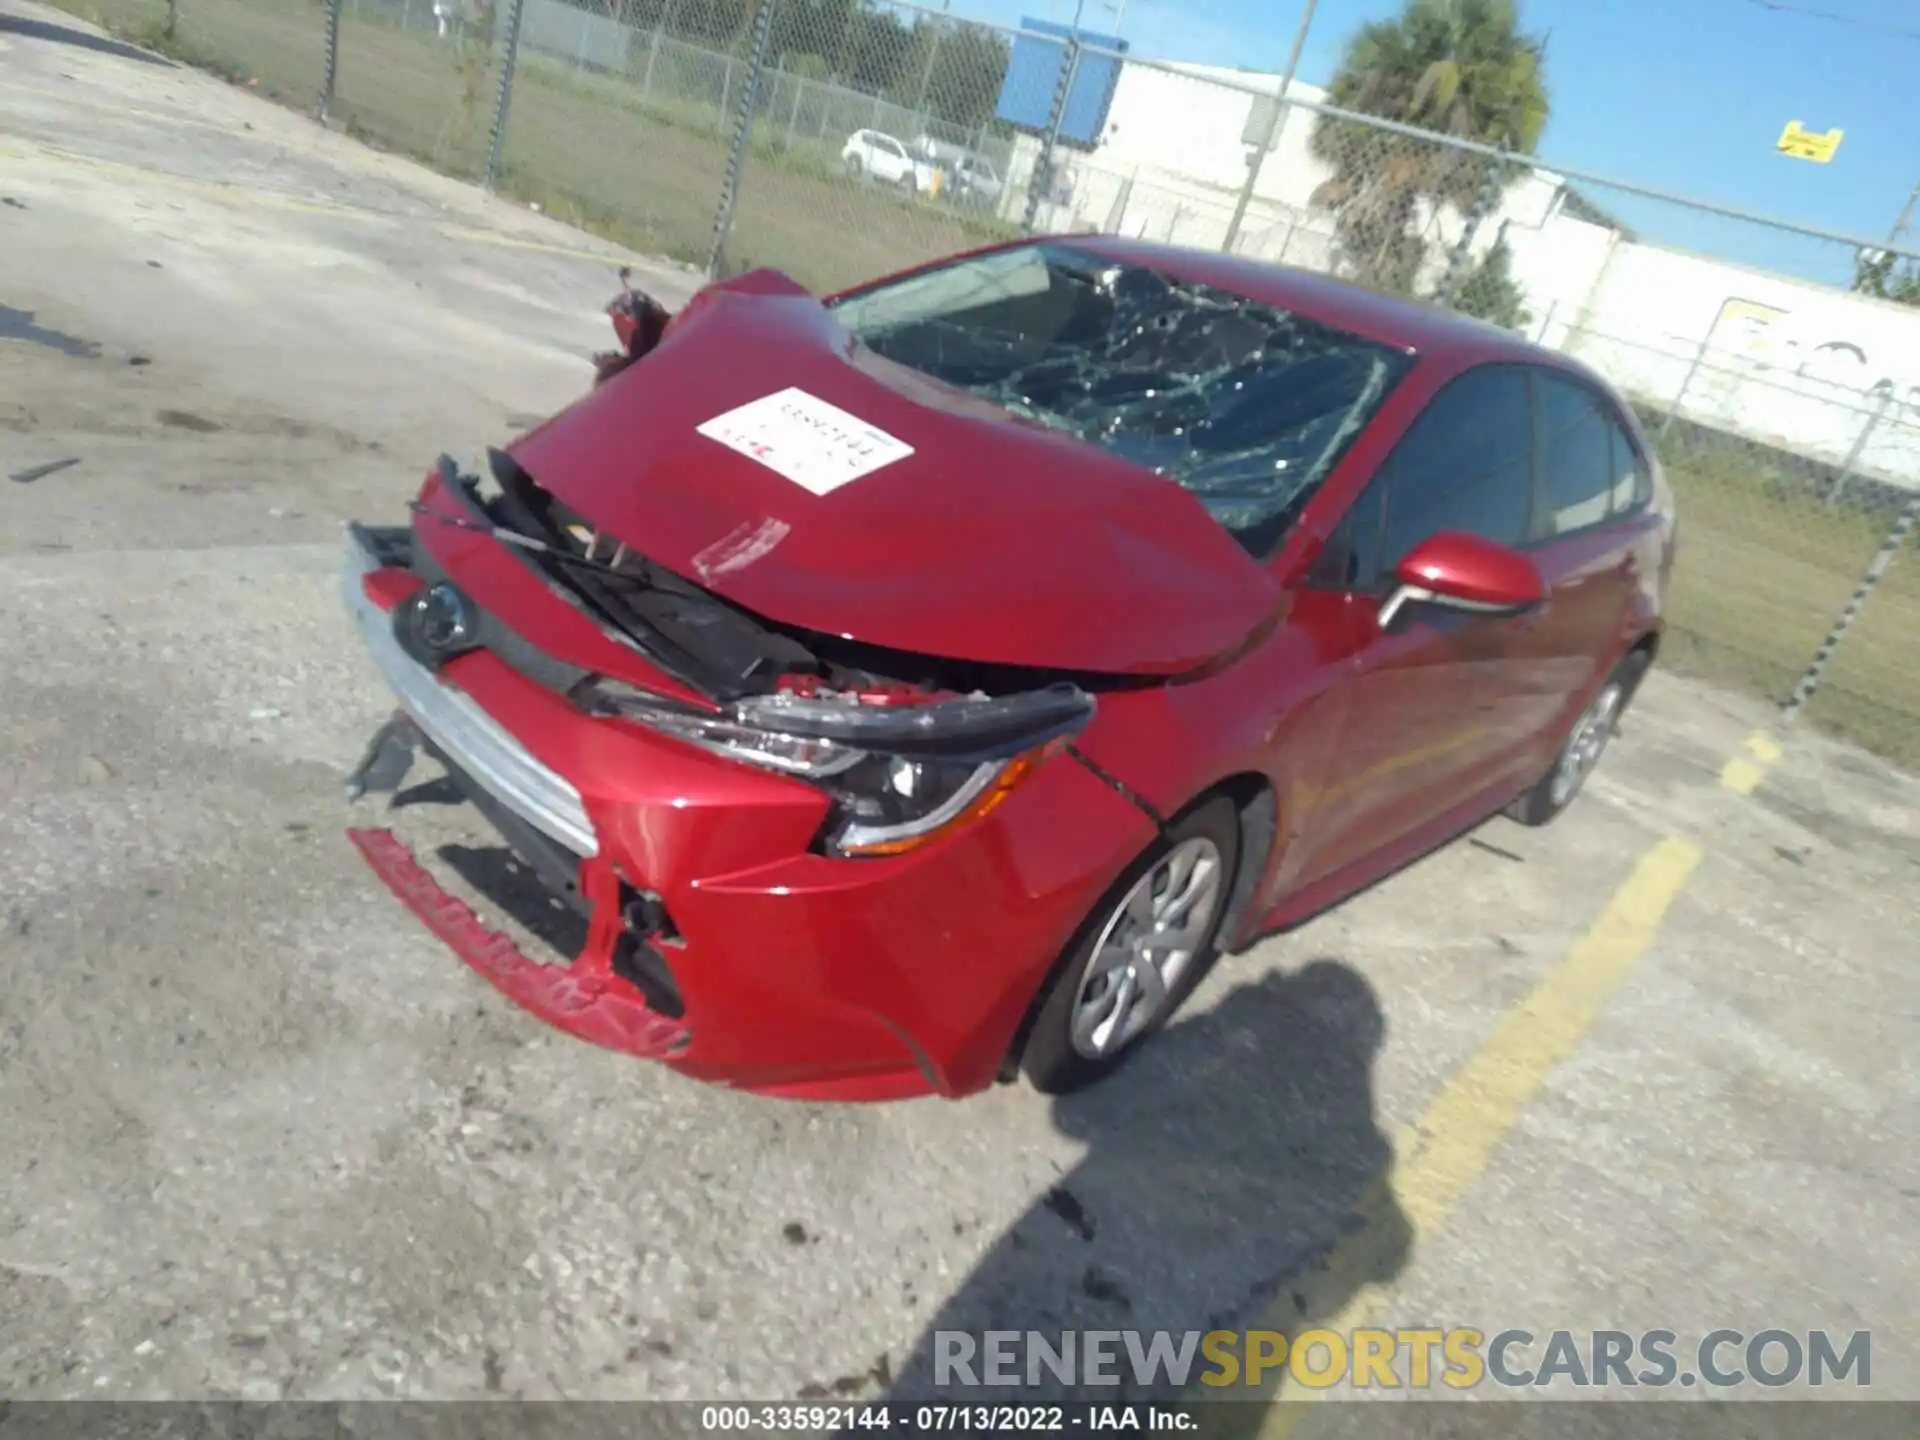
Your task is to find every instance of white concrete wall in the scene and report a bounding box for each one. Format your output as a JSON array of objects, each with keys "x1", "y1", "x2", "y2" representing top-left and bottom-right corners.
[{"x1": 1563, "y1": 244, "x2": 1920, "y2": 488}]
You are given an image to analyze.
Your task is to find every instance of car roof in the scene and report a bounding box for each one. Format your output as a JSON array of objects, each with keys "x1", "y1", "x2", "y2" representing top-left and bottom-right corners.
[{"x1": 1044, "y1": 234, "x2": 1586, "y2": 376}]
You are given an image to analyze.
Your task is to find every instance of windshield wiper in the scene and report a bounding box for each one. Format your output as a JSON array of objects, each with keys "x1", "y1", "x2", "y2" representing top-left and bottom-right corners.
[{"x1": 413, "y1": 457, "x2": 780, "y2": 702}]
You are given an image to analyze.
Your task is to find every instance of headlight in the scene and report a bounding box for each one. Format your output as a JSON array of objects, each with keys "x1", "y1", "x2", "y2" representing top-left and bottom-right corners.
[
  {"x1": 811, "y1": 749, "x2": 1041, "y2": 856},
  {"x1": 580, "y1": 681, "x2": 1094, "y2": 857}
]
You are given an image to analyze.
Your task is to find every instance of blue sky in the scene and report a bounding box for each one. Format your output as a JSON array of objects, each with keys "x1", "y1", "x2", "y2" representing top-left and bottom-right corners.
[{"x1": 943, "y1": 0, "x2": 1920, "y2": 286}]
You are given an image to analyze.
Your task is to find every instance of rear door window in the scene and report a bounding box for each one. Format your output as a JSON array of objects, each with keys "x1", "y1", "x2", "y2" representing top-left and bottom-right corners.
[{"x1": 1535, "y1": 372, "x2": 1617, "y2": 536}]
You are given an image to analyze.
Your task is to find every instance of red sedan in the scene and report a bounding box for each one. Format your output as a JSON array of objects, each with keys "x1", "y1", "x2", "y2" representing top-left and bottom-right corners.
[{"x1": 340, "y1": 236, "x2": 1675, "y2": 1102}]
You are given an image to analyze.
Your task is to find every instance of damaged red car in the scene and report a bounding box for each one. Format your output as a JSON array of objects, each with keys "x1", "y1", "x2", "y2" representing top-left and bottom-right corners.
[{"x1": 340, "y1": 236, "x2": 1675, "y2": 1101}]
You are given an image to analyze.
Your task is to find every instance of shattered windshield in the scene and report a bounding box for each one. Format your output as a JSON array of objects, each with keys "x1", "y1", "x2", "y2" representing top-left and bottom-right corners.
[{"x1": 826, "y1": 244, "x2": 1413, "y2": 555}]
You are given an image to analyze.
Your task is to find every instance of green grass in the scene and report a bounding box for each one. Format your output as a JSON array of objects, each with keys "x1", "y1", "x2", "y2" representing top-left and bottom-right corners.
[
  {"x1": 1653, "y1": 425, "x2": 1920, "y2": 764},
  {"x1": 42, "y1": 0, "x2": 1920, "y2": 771},
  {"x1": 55, "y1": 0, "x2": 1018, "y2": 282}
]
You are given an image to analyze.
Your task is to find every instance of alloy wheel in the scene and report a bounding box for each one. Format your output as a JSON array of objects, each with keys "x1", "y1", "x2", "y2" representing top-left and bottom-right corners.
[
  {"x1": 1069, "y1": 836, "x2": 1225, "y2": 1060},
  {"x1": 1550, "y1": 680, "x2": 1623, "y2": 809}
]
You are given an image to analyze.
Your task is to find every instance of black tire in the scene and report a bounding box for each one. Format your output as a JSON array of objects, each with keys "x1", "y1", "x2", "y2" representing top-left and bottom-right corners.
[
  {"x1": 1507, "y1": 647, "x2": 1651, "y2": 827},
  {"x1": 844, "y1": 156, "x2": 863, "y2": 180},
  {"x1": 1021, "y1": 795, "x2": 1242, "y2": 1095}
]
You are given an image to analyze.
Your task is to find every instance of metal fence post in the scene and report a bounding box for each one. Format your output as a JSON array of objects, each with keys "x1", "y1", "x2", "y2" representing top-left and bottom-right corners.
[
  {"x1": 1021, "y1": 33, "x2": 1080, "y2": 235},
  {"x1": 483, "y1": 0, "x2": 528, "y2": 191},
  {"x1": 1223, "y1": 0, "x2": 1317, "y2": 255},
  {"x1": 1824, "y1": 385, "x2": 1893, "y2": 510},
  {"x1": 705, "y1": 0, "x2": 778, "y2": 281},
  {"x1": 1532, "y1": 299, "x2": 1559, "y2": 347},
  {"x1": 1781, "y1": 491, "x2": 1920, "y2": 724},
  {"x1": 317, "y1": 0, "x2": 343, "y2": 121},
  {"x1": 1102, "y1": 171, "x2": 1132, "y2": 233},
  {"x1": 642, "y1": 29, "x2": 663, "y2": 94},
  {"x1": 1431, "y1": 151, "x2": 1507, "y2": 309},
  {"x1": 1658, "y1": 333, "x2": 1711, "y2": 443}
]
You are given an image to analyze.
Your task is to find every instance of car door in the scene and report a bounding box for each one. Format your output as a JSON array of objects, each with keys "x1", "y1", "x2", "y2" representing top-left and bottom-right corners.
[
  {"x1": 1510, "y1": 370, "x2": 1652, "y2": 747},
  {"x1": 1291, "y1": 364, "x2": 1541, "y2": 890}
]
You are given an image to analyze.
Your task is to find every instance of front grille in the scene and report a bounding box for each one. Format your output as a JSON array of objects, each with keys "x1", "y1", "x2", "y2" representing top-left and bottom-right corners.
[
  {"x1": 343, "y1": 530, "x2": 600, "y2": 857},
  {"x1": 406, "y1": 542, "x2": 593, "y2": 700}
]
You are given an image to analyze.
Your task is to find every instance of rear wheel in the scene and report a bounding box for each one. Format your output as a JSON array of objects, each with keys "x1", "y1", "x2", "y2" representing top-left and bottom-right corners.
[
  {"x1": 1021, "y1": 796, "x2": 1241, "y2": 1094},
  {"x1": 1507, "y1": 648, "x2": 1650, "y2": 827}
]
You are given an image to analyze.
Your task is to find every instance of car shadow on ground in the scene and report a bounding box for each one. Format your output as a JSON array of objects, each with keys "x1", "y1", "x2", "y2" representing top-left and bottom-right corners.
[
  {"x1": 883, "y1": 960, "x2": 1412, "y2": 1433},
  {"x1": 0, "y1": 14, "x2": 177, "y2": 67},
  {"x1": 404, "y1": 785, "x2": 1411, "y2": 1431}
]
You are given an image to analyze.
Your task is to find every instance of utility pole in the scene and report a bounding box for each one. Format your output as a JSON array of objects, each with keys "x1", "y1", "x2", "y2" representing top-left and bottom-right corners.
[
  {"x1": 1222, "y1": 0, "x2": 1318, "y2": 255},
  {"x1": 1892, "y1": 175, "x2": 1920, "y2": 245},
  {"x1": 914, "y1": 0, "x2": 952, "y2": 123},
  {"x1": 1859, "y1": 175, "x2": 1920, "y2": 292}
]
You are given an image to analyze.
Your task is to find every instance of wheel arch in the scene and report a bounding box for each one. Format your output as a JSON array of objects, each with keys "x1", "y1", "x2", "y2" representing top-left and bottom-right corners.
[
  {"x1": 994, "y1": 772, "x2": 1278, "y2": 1082},
  {"x1": 1621, "y1": 626, "x2": 1660, "y2": 703}
]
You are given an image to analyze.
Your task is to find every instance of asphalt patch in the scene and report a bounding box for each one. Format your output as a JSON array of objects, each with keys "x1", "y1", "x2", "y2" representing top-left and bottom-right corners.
[{"x1": 0, "y1": 304, "x2": 100, "y2": 359}]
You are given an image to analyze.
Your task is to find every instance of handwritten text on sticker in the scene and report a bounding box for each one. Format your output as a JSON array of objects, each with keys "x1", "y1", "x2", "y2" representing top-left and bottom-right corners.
[{"x1": 695, "y1": 387, "x2": 914, "y2": 496}]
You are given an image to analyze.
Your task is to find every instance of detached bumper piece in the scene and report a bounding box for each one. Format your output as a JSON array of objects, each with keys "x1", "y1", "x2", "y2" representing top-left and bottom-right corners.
[{"x1": 348, "y1": 828, "x2": 691, "y2": 1060}]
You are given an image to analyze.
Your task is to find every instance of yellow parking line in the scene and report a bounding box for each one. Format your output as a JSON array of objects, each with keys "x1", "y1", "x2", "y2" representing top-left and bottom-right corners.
[
  {"x1": 0, "y1": 138, "x2": 637, "y2": 266},
  {"x1": 435, "y1": 222, "x2": 642, "y2": 266},
  {"x1": 1242, "y1": 725, "x2": 1790, "y2": 1437},
  {"x1": 1387, "y1": 835, "x2": 1702, "y2": 1238},
  {"x1": 1250, "y1": 836, "x2": 1702, "y2": 1437},
  {"x1": 1244, "y1": 725, "x2": 1781, "y2": 1436},
  {"x1": 1718, "y1": 728, "x2": 1784, "y2": 796}
]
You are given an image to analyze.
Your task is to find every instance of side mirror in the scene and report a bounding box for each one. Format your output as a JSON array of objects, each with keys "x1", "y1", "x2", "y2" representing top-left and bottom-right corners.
[
  {"x1": 592, "y1": 271, "x2": 673, "y2": 387},
  {"x1": 1379, "y1": 531, "x2": 1545, "y2": 630}
]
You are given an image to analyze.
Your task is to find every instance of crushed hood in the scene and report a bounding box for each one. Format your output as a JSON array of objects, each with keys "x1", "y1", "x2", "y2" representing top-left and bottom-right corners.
[{"x1": 505, "y1": 270, "x2": 1283, "y2": 677}]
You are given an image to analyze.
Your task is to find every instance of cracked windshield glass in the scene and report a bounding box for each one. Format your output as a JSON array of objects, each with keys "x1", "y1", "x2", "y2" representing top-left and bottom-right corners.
[{"x1": 828, "y1": 243, "x2": 1413, "y2": 553}]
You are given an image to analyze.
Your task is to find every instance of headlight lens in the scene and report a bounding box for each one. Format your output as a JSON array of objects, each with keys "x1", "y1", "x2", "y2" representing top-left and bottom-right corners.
[
  {"x1": 577, "y1": 691, "x2": 864, "y2": 778},
  {"x1": 817, "y1": 750, "x2": 1032, "y2": 856},
  {"x1": 581, "y1": 681, "x2": 1093, "y2": 857}
]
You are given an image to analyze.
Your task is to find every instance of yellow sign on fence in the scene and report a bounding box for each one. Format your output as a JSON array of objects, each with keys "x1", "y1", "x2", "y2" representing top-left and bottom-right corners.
[{"x1": 1777, "y1": 120, "x2": 1843, "y2": 162}]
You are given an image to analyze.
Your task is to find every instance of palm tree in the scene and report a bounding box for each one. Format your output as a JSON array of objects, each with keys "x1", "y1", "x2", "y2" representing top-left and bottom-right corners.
[{"x1": 1309, "y1": 0, "x2": 1549, "y2": 295}]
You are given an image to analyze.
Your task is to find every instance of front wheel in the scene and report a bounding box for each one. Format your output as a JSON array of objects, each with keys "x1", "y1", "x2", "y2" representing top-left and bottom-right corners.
[
  {"x1": 1021, "y1": 796, "x2": 1241, "y2": 1094},
  {"x1": 1507, "y1": 649, "x2": 1649, "y2": 827}
]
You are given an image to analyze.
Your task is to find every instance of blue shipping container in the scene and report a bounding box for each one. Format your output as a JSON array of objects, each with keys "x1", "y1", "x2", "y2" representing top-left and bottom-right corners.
[{"x1": 995, "y1": 18, "x2": 1129, "y2": 148}]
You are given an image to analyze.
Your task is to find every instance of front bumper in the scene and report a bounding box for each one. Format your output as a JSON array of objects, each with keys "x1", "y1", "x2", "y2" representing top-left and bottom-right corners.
[
  {"x1": 342, "y1": 534, "x2": 597, "y2": 857},
  {"x1": 339, "y1": 526, "x2": 1157, "y2": 1101}
]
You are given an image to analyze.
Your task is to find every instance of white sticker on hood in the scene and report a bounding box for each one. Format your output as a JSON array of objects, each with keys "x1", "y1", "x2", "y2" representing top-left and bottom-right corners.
[{"x1": 695, "y1": 387, "x2": 914, "y2": 496}]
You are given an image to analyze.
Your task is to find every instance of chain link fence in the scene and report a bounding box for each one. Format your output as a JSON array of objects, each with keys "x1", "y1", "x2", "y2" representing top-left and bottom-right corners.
[{"x1": 41, "y1": 0, "x2": 1920, "y2": 770}]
